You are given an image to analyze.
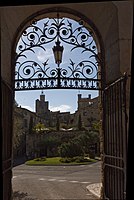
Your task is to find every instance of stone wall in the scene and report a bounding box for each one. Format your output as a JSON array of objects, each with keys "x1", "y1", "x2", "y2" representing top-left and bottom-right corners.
[{"x1": 12, "y1": 106, "x2": 46, "y2": 159}]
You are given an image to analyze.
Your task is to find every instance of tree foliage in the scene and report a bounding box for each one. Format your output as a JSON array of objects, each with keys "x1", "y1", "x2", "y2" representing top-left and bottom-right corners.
[
  {"x1": 59, "y1": 141, "x2": 83, "y2": 158},
  {"x1": 59, "y1": 130, "x2": 100, "y2": 158},
  {"x1": 33, "y1": 122, "x2": 46, "y2": 133},
  {"x1": 37, "y1": 136, "x2": 60, "y2": 157},
  {"x1": 92, "y1": 121, "x2": 101, "y2": 132}
]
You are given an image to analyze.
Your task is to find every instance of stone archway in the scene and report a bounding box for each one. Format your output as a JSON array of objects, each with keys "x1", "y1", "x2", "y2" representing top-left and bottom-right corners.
[
  {"x1": 12, "y1": 7, "x2": 105, "y2": 200},
  {"x1": 1, "y1": 2, "x2": 132, "y2": 200}
]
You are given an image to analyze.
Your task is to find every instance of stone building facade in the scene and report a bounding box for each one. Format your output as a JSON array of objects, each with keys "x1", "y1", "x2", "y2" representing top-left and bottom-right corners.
[
  {"x1": 13, "y1": 92, "x2": 100, "y2": 159},
  {"x1": 12, "y1": 104, "x2": 46, "y2": 160},
  {"x1": 35, "y1": 92, "x2": 100, "y2": 130},
  {"x1": 72, "y1": 94, "x2": 100, "y2": 130}
]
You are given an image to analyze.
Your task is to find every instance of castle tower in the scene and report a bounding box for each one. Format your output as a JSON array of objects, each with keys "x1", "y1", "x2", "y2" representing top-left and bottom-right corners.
[
  {"x1": 35, "y1": 91, "x2": 49, "y2": 118},
  {"x1": 40, "y1": 91, "x2": 45, "y2": 101}
]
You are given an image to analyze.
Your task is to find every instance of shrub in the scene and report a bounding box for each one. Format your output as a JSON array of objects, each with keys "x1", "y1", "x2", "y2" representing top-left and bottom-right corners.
[
  {"x1": 59, "y1": 157, "x2": 72, "y2": 163},
  {"x1": 59, "y1": 141, "x2": 83, "y2": 158},
  {"x1": 34, "y1": 157, "x2": 46, "y2": 161},
  {"x1": 59, "y1": 156, "x2": 90, "y2": 163},
  {"x1": 73, "y1": 156, "x2": 90, "y2": 163},
  {"x1": 89, "y1": 152, "x2": 95, "y2": 159}
]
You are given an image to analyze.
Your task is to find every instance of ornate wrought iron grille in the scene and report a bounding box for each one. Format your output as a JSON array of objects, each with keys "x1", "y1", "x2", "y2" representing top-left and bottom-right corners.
[{"x1": 14, "y1": 13, "x2": 101, "y2": 91}]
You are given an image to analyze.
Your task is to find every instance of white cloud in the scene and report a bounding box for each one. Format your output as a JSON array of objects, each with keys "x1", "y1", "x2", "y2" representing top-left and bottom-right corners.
[
  {"x1": 50, "y1": 104, "x2": 72, "y2": 113},
  {"x1": 21, "y1": 105, "x2": 34, "y2": 112},
  {"x1": 20, "y1": 104, "x2": 74, "y2": 113},
  {"x1": 37, "y1": 49, "x2": 54, "y2": 62}
]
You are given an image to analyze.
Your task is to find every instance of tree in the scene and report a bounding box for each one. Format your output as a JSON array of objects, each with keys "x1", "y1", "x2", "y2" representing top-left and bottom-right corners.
[
  {"x1": 59, "y1": 130, "x2": 100, "y2": 159},
  {"x1": 33, "y1": 122, "x2": 46, "y2": 133},
  {"x1": 59, "y1": 137, "x2": 84, "y2": 158},
  {"x1": 39, "y1": 136, "x2": 60, "y2": 157},
  {"x1": 92, "y1": 121, "x2": 101, "y2": 132},
  {"x1": 82, "y1": 131, "x2": 100, "y2": 158}
]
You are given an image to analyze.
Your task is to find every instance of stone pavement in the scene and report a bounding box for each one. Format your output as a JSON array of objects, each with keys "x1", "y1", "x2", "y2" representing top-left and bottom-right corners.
[{"x1": 86, "y1": 183, "x2": 102, "y2": 199}]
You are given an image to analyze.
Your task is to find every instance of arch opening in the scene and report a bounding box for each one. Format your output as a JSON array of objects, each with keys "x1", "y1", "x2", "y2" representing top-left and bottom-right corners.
[
  {"x1": 13, "y1": 8, "x2": 104, "y2": 92},
  {"x1": 12, "y1": 7, "x2": 104, "y2": 200}
]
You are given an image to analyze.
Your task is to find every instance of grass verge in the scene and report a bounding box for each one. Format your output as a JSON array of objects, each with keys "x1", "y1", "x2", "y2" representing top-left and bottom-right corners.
[{"x1": 25, "y1": 157, "x2": 97, "y2": 166}]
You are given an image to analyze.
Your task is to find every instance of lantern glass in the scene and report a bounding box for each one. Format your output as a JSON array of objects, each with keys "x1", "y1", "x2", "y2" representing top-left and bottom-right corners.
[{"x1": 52, "y1": 40, "x2": 64, "y2": 65}]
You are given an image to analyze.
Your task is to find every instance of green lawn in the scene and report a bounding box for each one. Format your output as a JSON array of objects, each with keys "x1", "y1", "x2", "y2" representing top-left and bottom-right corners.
[{"x1": 25, "y1": 157, "x2": 97, "y2": 166}]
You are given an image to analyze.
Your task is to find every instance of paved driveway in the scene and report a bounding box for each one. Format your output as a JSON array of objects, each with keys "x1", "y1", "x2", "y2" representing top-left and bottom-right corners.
[{"x1": 12, "y1": 161, "x2": 101, "y2": 200}]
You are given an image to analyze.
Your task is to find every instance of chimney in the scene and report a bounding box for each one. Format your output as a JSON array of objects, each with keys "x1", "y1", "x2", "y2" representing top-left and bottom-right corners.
[
  {"x1": 78, "y1": 94, "x2": 82, "y2": 100},
  {"x1": 88, "y1": 94, "x2": 91, "y2": 99},
  {"x1": 40, "y1": 91, "x2": 45, "y2": 101}
]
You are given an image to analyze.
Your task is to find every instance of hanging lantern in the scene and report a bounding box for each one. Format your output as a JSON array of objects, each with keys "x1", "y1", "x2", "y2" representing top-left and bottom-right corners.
[{"x1": 52, "y1": 39, "x2": 64, "y2": 66}]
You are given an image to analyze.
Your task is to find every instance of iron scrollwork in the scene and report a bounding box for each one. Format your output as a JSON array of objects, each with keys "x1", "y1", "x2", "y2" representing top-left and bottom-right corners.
[{"x1": 15, "y1": 13, "x2": 101, "y2": 90}]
